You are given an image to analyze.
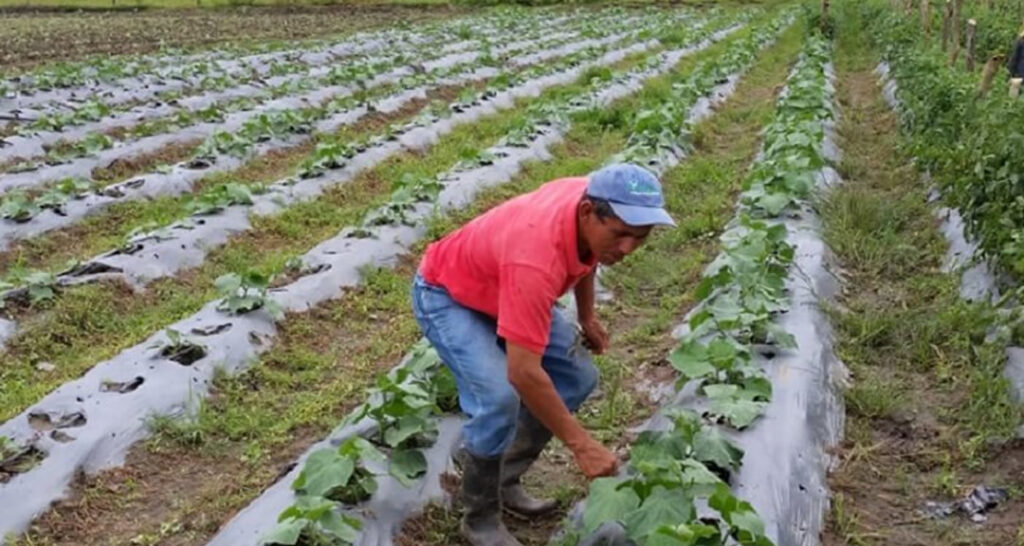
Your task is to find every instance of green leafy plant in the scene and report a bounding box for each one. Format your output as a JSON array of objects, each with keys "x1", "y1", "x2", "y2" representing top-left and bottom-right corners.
[
  {"x1": 263, "y1": 494, "x2": 362, "y2": 546},
  {"x1": 186, "y1": 182, "x2": 257, "y2": 215},
  {"x1": 214, "y1": 270, "x2": 283, "y2": 319},
  {"x1": 1, "y1": 191, "x2": 40, "y2": 222},
  {"x1": 148, "y1": 328, "x2": 206, "y2": 364},
  {"x1": 581, "y1": 412, "x2": 772, "y2": 546}
]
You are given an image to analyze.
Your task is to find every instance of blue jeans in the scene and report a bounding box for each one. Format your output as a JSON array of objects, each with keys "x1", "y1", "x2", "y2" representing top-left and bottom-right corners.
[{"x1": 411, "y1": 273, "x2": 599, "y2": 458}]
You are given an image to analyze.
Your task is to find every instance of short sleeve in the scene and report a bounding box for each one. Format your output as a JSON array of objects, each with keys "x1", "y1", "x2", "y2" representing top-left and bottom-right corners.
[{"x1": 497, "y1": 264, "x2": 558, "y2": 355}]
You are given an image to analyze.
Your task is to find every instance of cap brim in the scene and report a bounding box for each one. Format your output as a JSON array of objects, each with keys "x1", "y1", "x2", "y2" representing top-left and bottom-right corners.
[{"x1": 608, "y1": 201, "x2": 676, "y2": 227}]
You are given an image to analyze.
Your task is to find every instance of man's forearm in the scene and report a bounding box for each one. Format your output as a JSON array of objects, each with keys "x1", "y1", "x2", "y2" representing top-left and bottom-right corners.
[
  {"x1": 574, "y1": 271, "x2": 597, "y2": 321},
  {"x1": 506, "y1": 343, "x2": 591, "y2": 451}
]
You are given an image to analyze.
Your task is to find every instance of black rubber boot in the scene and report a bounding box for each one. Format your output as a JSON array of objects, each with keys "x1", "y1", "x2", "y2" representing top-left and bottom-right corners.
[
  {"x1": 461, "y1": 450, "x2": 523, "y2": 546},
  {"x1": 501, "y1": 411, "x2": 559, "y2": 517}
]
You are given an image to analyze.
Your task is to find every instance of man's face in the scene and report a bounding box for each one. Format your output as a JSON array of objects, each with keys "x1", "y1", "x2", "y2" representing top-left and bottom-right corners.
[{"x1": 579, "y1": 200, "x2": 653, "y2": 265}]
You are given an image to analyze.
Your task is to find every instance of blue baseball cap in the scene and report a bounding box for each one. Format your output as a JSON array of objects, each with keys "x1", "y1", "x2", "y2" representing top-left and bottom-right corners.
[{"x1": 585, "y1": 163, "x2": 676, "y2": 227}]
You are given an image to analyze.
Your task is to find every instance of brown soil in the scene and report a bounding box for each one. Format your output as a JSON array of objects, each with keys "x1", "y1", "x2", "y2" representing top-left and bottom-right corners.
[{"x1": 91, "y1": 138, "x2": 202, "y2": 182}]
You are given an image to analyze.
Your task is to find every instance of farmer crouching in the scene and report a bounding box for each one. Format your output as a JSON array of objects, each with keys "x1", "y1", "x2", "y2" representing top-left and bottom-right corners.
[{"x1": 411, "y1": 163, "x2": 675, "y2": 546}]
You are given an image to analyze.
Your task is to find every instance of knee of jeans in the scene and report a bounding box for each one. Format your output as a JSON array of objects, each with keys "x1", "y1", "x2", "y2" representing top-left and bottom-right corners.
[
  {"x1": 565, "y1": 358, "x2": 599, "y2": 411},
  {"x1": 470, "y1": 387, "x2": 520, "y2": 457}
]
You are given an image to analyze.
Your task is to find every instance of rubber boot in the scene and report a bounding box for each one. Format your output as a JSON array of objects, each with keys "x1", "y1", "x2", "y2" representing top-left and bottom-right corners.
[
  {"x1": 461, "y1": 450, "x2": 523, "y2": 546},
  {"x1": 501, "y1": 412, "x2": 559, "y2": 517}
]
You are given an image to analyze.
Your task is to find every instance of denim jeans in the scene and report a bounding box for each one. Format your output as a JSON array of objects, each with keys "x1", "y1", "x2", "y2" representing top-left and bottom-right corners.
[{"x1": 411, "y1": 273, "x2": 599, "y2": 458}]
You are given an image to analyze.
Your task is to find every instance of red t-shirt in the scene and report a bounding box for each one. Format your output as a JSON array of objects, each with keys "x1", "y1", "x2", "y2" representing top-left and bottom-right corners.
[{"x1": 420, "y1": 177, "x2": 597, "y2": 354}]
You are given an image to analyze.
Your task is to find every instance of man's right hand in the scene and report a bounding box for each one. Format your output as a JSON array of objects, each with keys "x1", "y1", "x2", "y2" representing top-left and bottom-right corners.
[
  {"x1": 572, "y1": 437, "x2": 619, "y2": 479},
  {"x1": 505, "y1": 342, "x2": 619, "y2": 480}
]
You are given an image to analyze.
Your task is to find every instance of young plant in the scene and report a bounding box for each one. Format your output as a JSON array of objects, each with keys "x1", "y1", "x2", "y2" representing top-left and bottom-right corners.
[
  {"x1": 214, "y1": 270, "x2": 283, "y2": 320},
  {"x1": 186, "y1": 182, "x2": 257, "y2": 215},
  {"x1": 582, "y1": 412, "x2": 772, "y2": 546},
  {"x1": 148, "y1": 328, "x2": 207, "y2": 365},
  {"x1": 263, "y1": 494, "x2": 362, "y2": 546},
  {"x1": 1, "y1": 191, "x2": 40, "y2": 222}
]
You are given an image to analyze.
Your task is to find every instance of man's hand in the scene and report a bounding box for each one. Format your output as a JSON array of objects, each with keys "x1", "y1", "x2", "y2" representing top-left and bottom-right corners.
[
  {"x1": 579, "y1": 315, "x2": 609, "y2": 355},
  {"x1": 573, "y1": 436, "x2": 619, "y2": 479}
]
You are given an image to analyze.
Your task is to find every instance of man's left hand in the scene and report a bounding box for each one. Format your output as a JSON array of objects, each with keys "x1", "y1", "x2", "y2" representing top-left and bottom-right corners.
[{"x1": 579, "y1": 316, "x2": 609, "y2": 355}]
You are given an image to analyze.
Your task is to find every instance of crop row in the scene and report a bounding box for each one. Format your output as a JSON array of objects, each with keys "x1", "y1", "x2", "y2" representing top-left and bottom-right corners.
[
  {"x1": 861, "y1": 0, "x2": 1024, "y2": 282},
  {"x1": 563, "y1": 27, "x2": 840, "y2": 546},
  {"x1": 0, "y1": 17, "x2": 637, "y2": 190}
]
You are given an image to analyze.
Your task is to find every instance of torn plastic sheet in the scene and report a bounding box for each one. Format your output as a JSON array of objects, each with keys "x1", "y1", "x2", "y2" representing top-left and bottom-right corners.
[
  {"x1": 922, "y1": 485, "x2": 1009, "y2": 523},
  {"x1": 0, "y1": 22, "x2": 744, "y2": 541},
  {"x1": 874, "y1": 62, "x2": 1024, "y2": 437},
  {"x1": 0, "y1": 317, "x2": 14, "y2": 349},
  {"x1": 564, "y1": 52, "x2": 846, "y2": 546},
  {"x1": 15, "y1": 28, "x2": 725, "y2": 290}
]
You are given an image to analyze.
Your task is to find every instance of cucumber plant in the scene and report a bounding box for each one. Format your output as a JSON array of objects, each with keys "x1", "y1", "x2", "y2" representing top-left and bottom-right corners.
[{"x1": 214, "y1": 270, "x2": 284, "y2": 320}]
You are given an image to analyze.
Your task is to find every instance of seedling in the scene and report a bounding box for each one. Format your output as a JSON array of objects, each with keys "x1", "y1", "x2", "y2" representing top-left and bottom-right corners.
[
  {"x1": 149, "y1": 329, "x2": 206, "y2": 366},
  {"x1": 214, "y1": 270, "x2": 284, "y2": 320}
]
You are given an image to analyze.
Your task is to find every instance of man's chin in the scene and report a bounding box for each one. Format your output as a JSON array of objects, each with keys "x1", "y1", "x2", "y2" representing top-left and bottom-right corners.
[{"x1": 599, "y1": 255, "x2": 621, "y2": 266}]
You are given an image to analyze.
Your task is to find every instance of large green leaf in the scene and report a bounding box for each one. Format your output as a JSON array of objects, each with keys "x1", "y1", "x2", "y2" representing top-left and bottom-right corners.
[
  {"x1": 389, "y1": 448, "x2": 428, "y2": 487},
  {"x1": 693, "y1": 426, "x2": 744, "y2": 471},
  {"x1": 622, "y1": 486, "x2": 694, "y2": 541},
  {"x1": 261, "y1": 517, "x2": 306, "y2": 546},
  {"x1": 669, "y1": 340, "x2": 715, "y2": 379},
  {"x1": 582, "y1": 477, "x2": 640, "y2": 534},
  {"x1": 292, "y1": 448, "x2": 356, "y2": 498}
]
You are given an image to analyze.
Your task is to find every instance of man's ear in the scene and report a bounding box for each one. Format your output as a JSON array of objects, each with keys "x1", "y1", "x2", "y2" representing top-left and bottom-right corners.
[{"x1": 578, "y1": 198, "x2": 595, "y2": 220}]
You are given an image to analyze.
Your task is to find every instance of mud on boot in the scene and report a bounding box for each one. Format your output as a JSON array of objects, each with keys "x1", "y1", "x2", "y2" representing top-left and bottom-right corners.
[
  {"x1": 460, "y1": 450, "x2": 523, "y2": 546},
  {"x1": 501, "y1": 411, "x2": 559, "y2": 518}
]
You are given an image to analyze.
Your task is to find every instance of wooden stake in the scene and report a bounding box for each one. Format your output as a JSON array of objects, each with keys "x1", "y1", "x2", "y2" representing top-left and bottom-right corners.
[
  {"x1": 1012, "y1": 78, "x2": 1023, "y2": 99},
  {"x1": 979, "y1": 54, "x2": 1006, "y2": 97},
  {"x1": 822, "y1": 0, "x2": 830, "y2": 33},
  {"x1": 942, "y1": 0, "x2": 952, "y2": 51},
  {"x1": 966, "y1": 19, "x2": 978, "y2": 71},
  {"x1": 948, "y1": 0, "x2": 962, "y2": 65},
  {"x1": 922, "y1": 0, "x2": 931, "y2": 36}
]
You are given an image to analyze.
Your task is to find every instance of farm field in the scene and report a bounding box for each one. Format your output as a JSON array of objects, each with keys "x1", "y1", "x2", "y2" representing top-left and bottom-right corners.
[{"x1": 0, "y1": 1, "x2": 1023, "y2": 546}]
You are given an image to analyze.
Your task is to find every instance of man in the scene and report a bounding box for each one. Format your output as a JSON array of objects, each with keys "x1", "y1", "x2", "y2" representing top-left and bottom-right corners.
[{"x1": 411, "y1": 163, "x2": 675, "y2": 546}]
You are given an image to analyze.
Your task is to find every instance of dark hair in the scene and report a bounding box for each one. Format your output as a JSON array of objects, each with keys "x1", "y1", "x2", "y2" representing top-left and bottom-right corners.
[{"x1": 582, "y1": 194, "x2": 618, "y2": 220}]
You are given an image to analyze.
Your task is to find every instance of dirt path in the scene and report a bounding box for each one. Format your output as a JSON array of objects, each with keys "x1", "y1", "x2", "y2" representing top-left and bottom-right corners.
[{"x1": 821, "y1": 5, "x2": 1024, "y2": 544}]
